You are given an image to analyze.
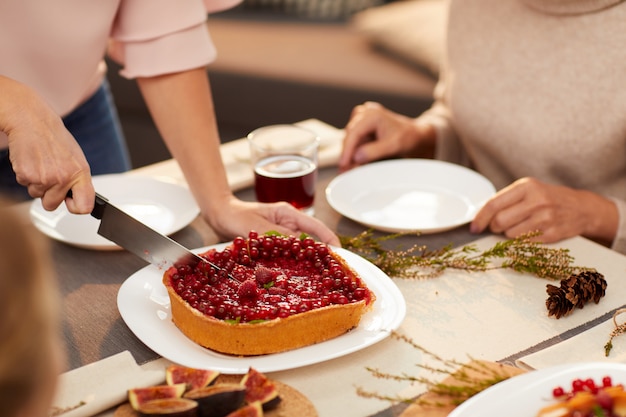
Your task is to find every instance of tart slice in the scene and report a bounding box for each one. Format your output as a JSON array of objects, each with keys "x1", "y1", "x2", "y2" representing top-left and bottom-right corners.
[{"x1": 162, "y1": 232, "x2": 375, "y2": 356}]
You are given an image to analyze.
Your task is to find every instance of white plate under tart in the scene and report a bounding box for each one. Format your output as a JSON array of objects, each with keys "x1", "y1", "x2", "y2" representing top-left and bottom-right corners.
[{"x1": 117, "y1": 244, "x2": 406, "y2": 374}]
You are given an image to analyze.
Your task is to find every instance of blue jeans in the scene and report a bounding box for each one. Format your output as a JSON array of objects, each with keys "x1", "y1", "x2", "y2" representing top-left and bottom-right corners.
[{"x1": 0, "y1": 79, "x2": 132, "y2": 200}]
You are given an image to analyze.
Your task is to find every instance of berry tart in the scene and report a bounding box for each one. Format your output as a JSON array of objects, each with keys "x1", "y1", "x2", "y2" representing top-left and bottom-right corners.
[{"x1": 162, "y1": 232, "x2": 375, "y2": 356}]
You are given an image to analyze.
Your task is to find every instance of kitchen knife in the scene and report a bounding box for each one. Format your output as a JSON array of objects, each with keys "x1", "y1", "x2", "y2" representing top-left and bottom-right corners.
[{"x1": 90, "y1": 192, "x2": 212, "y2": 270}]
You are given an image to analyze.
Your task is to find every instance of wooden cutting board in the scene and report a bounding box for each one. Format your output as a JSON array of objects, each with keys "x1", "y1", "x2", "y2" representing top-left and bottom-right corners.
[
  {"x1": 114, "y1": 374, "x2": 317, "y2": 417},
  {"x1": 399, "y1": 360, "x2": 526, "y2": 417}
]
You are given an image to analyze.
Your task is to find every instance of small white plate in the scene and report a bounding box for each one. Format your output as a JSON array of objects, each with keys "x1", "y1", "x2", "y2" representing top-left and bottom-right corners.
[
  {"x1": 117, "y1": 244, "x2": 406, "y2": 374},
  {"x1": 449, "y1": 362, "x2": 626, "y2": 417},
  {"x1": 29, "y1": 174, "x2": 199, "y2": 250},
  {"x1": 326, "y1": 159, "x2": 496, "y2": 233}
]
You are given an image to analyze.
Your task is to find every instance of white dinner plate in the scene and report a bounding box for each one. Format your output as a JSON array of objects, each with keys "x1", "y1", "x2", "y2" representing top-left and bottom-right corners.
[
  {"x1": 449, "y1": 362, "x2": 626, "y2": 417},
  {"x1": 325, "y1": 159, "x2": 496, "y2": 233},
  {"x1": 29, "y1": 174, "x2": 199, "y2": 250},
  {"x1": 117, "y1": 244, "x2": 406, "y2": 374}
]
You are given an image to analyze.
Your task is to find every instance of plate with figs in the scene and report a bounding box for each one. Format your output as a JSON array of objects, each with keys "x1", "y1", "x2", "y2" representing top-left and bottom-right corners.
[
  {"x1": 114, "y1": 365, "x2": 317, "y2": 417},
  {"x1": 117, "y1": 236, "x2": 406, "y2": 374}
]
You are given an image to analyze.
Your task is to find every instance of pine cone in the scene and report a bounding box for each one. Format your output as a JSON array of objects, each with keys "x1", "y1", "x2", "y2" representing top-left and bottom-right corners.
[
  {"x1": 545, "y1": 271, "x2": 607, "y2": 319},
  {"x1": 546, "y1": 283, "x2": 573, "y2": 319}
]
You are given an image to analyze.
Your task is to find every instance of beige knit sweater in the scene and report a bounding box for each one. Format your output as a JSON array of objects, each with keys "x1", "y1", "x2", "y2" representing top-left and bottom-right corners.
[{"x1": 420, "y1": 0, "x2": 626, "y2": 253}]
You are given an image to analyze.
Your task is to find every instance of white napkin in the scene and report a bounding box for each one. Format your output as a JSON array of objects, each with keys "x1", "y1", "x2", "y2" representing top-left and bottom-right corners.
[
  {"x1": 51, "y1": 351, "x2": 165, "y2": 417},
  {"x1": 131, "y1": 118, "x2": 345, "y2": 191},
  {"x1": 516, "y1": 314, "x2": 626, "y2": 371}
]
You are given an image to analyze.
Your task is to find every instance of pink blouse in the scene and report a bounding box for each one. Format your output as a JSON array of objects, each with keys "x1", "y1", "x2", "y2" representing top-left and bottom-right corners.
[{"x1": 0, "y1": 0, "x2": 241, "y2": 116}]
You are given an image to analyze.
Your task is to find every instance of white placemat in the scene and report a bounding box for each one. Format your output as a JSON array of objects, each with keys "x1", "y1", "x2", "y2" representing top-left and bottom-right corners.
[
  {"x1": 52, "y1": 351, "x2": 165, "y2": 417},
  {"x1": 272, "y1": 236, "x2": 626, "y2": 417},
  {"x1": 516, "y1": 311, "x2": 626, "y2": 370}
]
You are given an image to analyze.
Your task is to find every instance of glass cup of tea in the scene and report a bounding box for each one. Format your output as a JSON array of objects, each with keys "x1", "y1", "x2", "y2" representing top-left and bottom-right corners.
[{"x1": 247, "y1": 124, "x2": 320, "y2": 214}]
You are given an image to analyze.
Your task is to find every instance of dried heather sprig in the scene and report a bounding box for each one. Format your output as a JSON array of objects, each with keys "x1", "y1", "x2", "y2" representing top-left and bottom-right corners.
[
  {"x1": 605, "y1": 308, "x2": 626, "y2": 356},
  {"x1": 340, "y1": 230, "x2": 593, "y2": 281},
  {"x1": 356, "y1": 331, "x2": 516, "y2": 407}
]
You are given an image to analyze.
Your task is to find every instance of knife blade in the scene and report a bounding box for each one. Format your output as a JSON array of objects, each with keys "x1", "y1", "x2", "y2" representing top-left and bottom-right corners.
[{"x1": 90, "y1": 192, "x2": 214, "y2": 271}]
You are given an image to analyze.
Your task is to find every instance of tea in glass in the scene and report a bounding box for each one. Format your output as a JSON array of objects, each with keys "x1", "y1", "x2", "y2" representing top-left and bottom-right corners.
[{"x1": 248, "y1": 125, "x2": 319, "y2": 213}]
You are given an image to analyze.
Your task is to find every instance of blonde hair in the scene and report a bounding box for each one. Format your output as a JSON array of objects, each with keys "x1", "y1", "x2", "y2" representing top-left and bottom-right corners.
[{"x1": 0, "y1": 199, "x2": 62, "y2": 417}]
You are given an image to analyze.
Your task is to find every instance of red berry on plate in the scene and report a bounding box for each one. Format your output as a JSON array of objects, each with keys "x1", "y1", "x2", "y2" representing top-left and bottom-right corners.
[
  {"x1": 572, "y1": 379, "x2": 584, "y2": 393},
  {"x1": 584, "y1": 378, "x2": 597, "y2": 393},
  {"x1": 552, "y1": 386, "x2": 565, "y2": 398}
]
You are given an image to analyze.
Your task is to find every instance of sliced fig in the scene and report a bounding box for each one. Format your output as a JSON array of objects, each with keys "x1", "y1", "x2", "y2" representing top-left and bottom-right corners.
[
  {"x1": 241, "y1": 368, "x2": 281, "y2": 411},
  {"x1": 166, "y1": 365, "x2": 220, "y2": 390},
  {"x1": 129, "y1": 383, "x2": 187, "y2": 411},
  {"x1": 137, "y1": 398, "x2": 199, "y2": 417},
  {"x1": 224, "y1": 401, "x2": 263, "y2": 417},
  {"x1": 184, "y1": 383, "x2": 246, "y2": 417}
]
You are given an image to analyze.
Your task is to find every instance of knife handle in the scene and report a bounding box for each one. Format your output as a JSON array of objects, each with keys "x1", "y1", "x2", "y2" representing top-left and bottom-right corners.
[
  {"x1": 91, "y1": 193, "x2": 108, "y2": 220},
  {"x1": 66, "y1": 190, "x2": 108, "y2": 220}
]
